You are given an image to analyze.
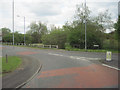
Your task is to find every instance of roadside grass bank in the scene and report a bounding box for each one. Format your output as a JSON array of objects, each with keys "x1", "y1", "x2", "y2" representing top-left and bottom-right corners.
[
  {"x1": 2, "y1": 56, "x2": 22, "y2": 74},
  {"x1": 65, "y1": 48, "x2": 119, "y2": 53},
  {"x1": 4, "y1": 44, "x2": 119, "y2": 53}
]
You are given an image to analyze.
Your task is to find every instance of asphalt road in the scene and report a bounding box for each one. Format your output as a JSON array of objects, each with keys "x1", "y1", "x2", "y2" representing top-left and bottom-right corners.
[{"x1": 2, "y1": 45, "x2": 119, "y2": 88}]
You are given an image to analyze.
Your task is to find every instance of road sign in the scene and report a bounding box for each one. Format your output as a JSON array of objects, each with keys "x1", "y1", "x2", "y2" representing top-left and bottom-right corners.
[{"x1": 106, "y1": 51, "x2": 112, "y2": 61}]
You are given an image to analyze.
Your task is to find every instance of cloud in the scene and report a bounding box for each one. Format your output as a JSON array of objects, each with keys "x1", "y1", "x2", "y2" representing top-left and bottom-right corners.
[
  {"x1": 23, "y1": 2, "x2": 62, "y2": 17},
  {"x1": 88, "y1": 2, "x2": 118, "y2": 21},
  {"x1": 0, "y1": 0, "x2": 119, "y2": 33}
]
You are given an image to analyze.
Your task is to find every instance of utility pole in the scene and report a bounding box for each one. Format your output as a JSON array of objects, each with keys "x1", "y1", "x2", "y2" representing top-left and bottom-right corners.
[
  {"x1": 12, "y1": 0, "x2": 14, "y2": 48},
  {"x1": 118, "y1": 1, "x2": 120, "y2": 16},
  {"x1": 85, "y1": 0, "x2": 87, "y2": 51},
  {"x1": 24, "y1": 16, "x2": 26, "y2": 46}
]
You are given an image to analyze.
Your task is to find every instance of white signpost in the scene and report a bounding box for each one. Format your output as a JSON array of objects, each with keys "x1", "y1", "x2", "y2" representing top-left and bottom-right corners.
[{"x1": 106, "y1": 51, "x2": 112, "y2": 61}]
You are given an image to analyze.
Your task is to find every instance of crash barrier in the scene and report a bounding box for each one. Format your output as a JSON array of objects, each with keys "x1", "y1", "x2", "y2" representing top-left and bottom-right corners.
[{"x1": 3, "y1": 42, "x2": 58, "y2": 49}]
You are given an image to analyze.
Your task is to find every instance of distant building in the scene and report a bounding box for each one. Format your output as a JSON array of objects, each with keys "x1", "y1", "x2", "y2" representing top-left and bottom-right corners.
[{"x1": 118, "y1": 1, "x2": 120, "y2": 16}]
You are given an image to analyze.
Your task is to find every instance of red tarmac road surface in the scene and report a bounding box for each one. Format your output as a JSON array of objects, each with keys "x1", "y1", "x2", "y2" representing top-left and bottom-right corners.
[
  {"x1": 17, "y1": 51, "x2": 38, "y2": 55},
  {"x1": 26, "y1": 64, "x2": 118, "y2": 88}
]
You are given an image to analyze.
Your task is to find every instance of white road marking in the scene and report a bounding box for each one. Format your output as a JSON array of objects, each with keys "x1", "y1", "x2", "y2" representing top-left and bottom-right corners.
[
  {"x1": 48, "y1": 53, "x2": 100, "y2": 61},
  {"x1": 102, "y1": 64, "x2": 120, "y2": 71},
  {"x1": 48, "y1": 53, "x2": 63, "y2": 56},
  {"x1": 69, "y1": 56, "x2": 100, "y2": 61},
  {"x1": 48, "y1": 53, "x2": 120, "y2": 71}
]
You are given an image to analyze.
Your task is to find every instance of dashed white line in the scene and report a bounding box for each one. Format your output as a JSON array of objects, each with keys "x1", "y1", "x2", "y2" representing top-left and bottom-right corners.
[
  {"x1": 48, "y1": 53, "x2": 63, "y2": 56},
  {"x1": 48, "y1": 53, "x2": 101, "y2": 61},
  {"x1": 48, "y1": 53, "x2": 120, "y2": 71}
]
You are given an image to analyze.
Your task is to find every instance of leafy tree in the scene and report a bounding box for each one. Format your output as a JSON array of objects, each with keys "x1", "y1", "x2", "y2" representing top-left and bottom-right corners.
[
  {"x1": 42, "y1": 28, "x2": 67, "y2": 49},
  {"x1": 27, "y1": 21, "x2": 48, "y2": 43},
  {"x1": 73, "y1": 3, "x2": 91, "y2": 32},
  {"x1": 67, "y1": 21, "x2": 104, "y2": 49},
  {"x1": 25, "y1": 34, "x2": 32, "y2": 44},
  {"x1": 2, "y1": 33, "x2": 13, "y2": 42},
  {"x1": 64, "y1": 4, "x2": 105, "y2": 49},
  {"x1": 93, "y1": 10, "x2": 113, "y2": 32},
  {"x1": 14, "y1": 31, "x2": 21, "y2": 43},
  {"x1": 114, "y1": 16, "x2": 120, "y2": 41},
  {"x1": 0, "y1": 27, "x2": 11, "y2": 37},
  {"x1": 74, "y1": 3, "x2": 91, "y2": 24},
  {"x1": 0, "y1": 28, "x2": 12, "y2": 42}
]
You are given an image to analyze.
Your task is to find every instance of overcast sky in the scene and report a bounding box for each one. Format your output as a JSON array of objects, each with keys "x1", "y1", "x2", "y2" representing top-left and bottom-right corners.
[{"x1": 0, "y1": 0, "x2": 119, "y2": 33}]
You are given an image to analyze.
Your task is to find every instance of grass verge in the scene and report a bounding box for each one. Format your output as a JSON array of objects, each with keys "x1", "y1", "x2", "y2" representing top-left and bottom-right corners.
[
  {"x1": 2, "y1": 56, "x2": 22, "y2": 74},
  {"x1": 65, "y1": 48, "x2": 119, "y2": 53}
]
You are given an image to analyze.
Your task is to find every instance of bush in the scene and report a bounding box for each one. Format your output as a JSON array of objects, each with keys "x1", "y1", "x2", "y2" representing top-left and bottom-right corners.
[
  {"x1": 65, "y1": 43, "x2": 72, "y2": 50},
  {"x1": 103, "y1": 39, "x2": 118, "y2": 50}
]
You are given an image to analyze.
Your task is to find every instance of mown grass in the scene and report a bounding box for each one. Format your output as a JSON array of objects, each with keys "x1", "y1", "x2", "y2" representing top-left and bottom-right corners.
[{"x1": 2, "y1": 56, "x2": 22, "y2": 73}]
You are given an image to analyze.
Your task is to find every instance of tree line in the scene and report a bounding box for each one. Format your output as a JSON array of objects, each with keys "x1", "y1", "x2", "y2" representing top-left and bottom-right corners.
[{"x1": 1, "y1": 4, "x2": 119, "y2": 50}]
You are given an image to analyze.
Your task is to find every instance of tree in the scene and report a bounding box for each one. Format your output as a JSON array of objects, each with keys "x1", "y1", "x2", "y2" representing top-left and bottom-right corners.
[
  {"x1": 42, "y1": 28, "x2": 67, "y2": 49},
  {"x1": 2, "y1": 33, "x2": 13, "y2": 42},
  {"x1": 114, "y1": 16, "x2": 120, "y2": 41},
  {"x1": 74, "y1": 3, "x2": 91, "y2": 24},
  {"x1": 25, "y1": 34, "x2": 32, "y2": 44},
  {"x1": 73, "y1": 3, "x2": 91, "y2": 31},
  {"x1": 0, "y1": 28, "x2": 12, "y2": 42},
  {"x1": 67, "y1": 21, "x2": 104, "y2": 49},
  {"x1": 93, "y1": 10, "x2": 113, "y2": 32},
  {"x1": 0, "y1": 27, "x2": 11, "y2": 37},
  {"x1": 27, "y1": 21, "x2": 48, "y2": 43},
  {"x1": 63, "y1": 4, "x2": 105, "y2": 49}
]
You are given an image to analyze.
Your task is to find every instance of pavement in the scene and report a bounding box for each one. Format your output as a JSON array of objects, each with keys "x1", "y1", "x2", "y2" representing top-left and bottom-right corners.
[{"x1": 2, "y1": 45, "x2": 119, "y2": 88}]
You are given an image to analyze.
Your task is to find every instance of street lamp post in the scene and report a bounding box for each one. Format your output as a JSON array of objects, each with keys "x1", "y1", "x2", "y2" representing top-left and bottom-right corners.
[
  {"x1": 23, "y1": 16, "x2": 26, "y2": 46},
  {"x1": 84, "y1": 0, "x2": 87, "y2": 51},
  {"x1": 118, "y1": 1, "x2": 120, "y2": 16},
  {"x1": 12, "y1": 0, "x2": 14, "y2": 48},
  {"x1": 17, "y1": 15, "x2": 26, "y2": 46}
]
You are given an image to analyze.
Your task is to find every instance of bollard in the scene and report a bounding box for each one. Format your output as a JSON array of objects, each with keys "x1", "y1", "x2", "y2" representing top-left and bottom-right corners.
[
  {"x1": 106, "y1": 51, "x2": 112, "y2": 61},
  {"x1": 6, "y1": 54, "x2": 8, "y2": 63}
]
